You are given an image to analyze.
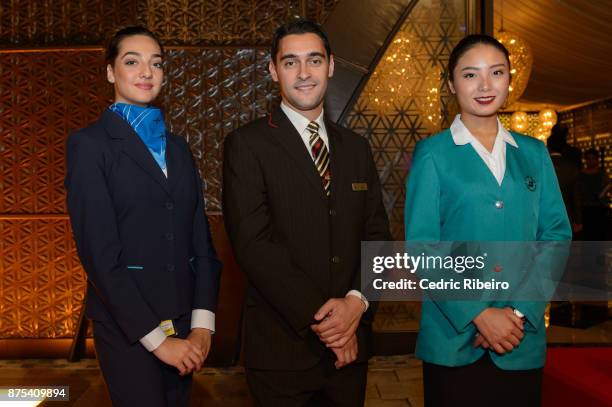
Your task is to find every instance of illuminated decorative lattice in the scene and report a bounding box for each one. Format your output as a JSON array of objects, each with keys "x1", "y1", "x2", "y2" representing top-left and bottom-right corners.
[{"x1": 344, "y1": 0, "x2": 466, "y2": 240}]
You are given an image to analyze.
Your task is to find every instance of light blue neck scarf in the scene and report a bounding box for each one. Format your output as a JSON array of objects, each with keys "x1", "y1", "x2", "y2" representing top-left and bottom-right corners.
[{"x1": 109, "y1": 103, "x2": 167, "y2": 172}]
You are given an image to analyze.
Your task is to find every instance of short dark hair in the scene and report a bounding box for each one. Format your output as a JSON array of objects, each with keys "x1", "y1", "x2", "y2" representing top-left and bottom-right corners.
[
  {"x1": 270, "y1": 19, "x2": 332, "y2": 63},
  {"x1": 448, "y1": 34, "x2": 510, "y2": 82},
  {"x1": 106, "y1": 26, "x2": 164, "y2": 66},
  {"x1": 550, "y1": 122, "x2": 568, "y2": 141},
  {"x1": 548, "y1": 124, "x2": 568, "y2": 153}
]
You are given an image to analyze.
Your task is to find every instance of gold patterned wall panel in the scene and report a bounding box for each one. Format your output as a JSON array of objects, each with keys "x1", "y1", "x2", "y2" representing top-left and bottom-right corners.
[
  {"x1": 0, "y1": 49, "x2": 276, "y2": 216},
  {"x1": 0, "y1": 51, "x2": 112, "y2": 214},
  {"x1": 0, "y1": 0, "x2": 351, "y2": 342},
  {"x1": 144, "y1": 0, "x2": 339, "y2": 45},
  {"x1": 0, "y1": 47, "x2": 278, "y2": 338},
  {"x1": 0, "y1": 0, "x2": 140, "y2": 46},
  {"x1": 1, "y1": 0, "x2": 338, "y2": 47},
  {"x1": 0, "y1": 219, "x2": 85, "y2": 338},
  {"x1": 0, "y1": 50, "x2": 107, "y2": 339},
  {"x1": 343, "y1": 0, "x2": 466, "y2": 240},
  {"x1": 145, "y1": 0, "x2": 299, "y2": 45},
  {"x1": 160, "y1": 48, "x2": 278, "y2": 211}
]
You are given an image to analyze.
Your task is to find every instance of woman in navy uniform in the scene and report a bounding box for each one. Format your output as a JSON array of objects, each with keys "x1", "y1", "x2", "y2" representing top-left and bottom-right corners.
[
  {"x1": 404, "y1": 35, "x2": 571, "y2": 406},
  {"x1": 65, "y1": 26, "x2": 221, "y2": 406}
]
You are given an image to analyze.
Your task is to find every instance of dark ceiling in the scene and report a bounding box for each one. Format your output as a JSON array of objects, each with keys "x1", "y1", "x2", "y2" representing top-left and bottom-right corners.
[{"x1": 494, "y1": 0, "x2": 612, "y2": 108}]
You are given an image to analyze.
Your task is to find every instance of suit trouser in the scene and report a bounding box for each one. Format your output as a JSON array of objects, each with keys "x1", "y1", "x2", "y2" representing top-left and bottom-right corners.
[
  {"x1": 93, "y1": 313, "x2": 193, "y2": 407},
  {"x1": 423, "y1": 353, "x2": 543, "y2": 407},
  {"x1": 246, "y1": 352, "x2": 368, "y2": 407}
]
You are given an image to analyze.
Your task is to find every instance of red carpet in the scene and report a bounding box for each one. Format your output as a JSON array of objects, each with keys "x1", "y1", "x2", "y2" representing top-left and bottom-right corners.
[{"x1": 543, "y1": 347, "x2": 612, "y2": 406}]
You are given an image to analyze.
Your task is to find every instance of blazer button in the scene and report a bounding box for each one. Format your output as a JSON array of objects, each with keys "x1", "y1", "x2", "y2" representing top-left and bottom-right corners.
[
  {"x1": 165, "y1": 233, "x2": 174, "y2": 241},
  {"x1": 495, "y1": 200, "x2": 504, "y2": 209},
  {"x1": 166, "y1": 202, "x2": 174, "y2": 210},
  {"x1": 166, "y1": 264, "x2": 175, "y2": 272},
  {"x1": 329, "y1": 209, "x2": 337, "y2": 216},
  {"x1": 331, "y1": 256, "x2": 341, "y2": 264}
]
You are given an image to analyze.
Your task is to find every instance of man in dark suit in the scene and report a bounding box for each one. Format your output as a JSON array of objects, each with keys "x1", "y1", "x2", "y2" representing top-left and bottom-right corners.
[{"x1": 222, "y1": 19, "x2": 391, "y2": 406}]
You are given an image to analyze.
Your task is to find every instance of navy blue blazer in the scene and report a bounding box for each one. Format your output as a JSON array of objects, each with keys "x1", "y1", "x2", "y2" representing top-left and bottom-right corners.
[{"x1": 65, "y1": 109, "x2": 221, "y2": 344}]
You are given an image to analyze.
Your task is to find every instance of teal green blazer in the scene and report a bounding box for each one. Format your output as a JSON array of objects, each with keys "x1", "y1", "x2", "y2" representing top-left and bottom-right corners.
[{"x1": 404, "y1": 128, "x2": 571, "y2": 370}]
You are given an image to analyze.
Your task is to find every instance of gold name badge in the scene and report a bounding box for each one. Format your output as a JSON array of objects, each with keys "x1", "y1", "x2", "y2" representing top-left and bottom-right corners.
[
  {"x1": 159, "y1": 320, "x2": 176, "y2": 337},
  {"x1": 352, "y1": 182, "x2": 368, "y2": 191}
]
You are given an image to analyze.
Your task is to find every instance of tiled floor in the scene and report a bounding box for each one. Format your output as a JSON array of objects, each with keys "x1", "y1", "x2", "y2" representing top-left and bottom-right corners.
[
  {"x1": 2, "y1": 319, "x2": 609, "y2": 406},
  {"x1": 0, "y1": 355, "x2": 424, "y2": 407}
]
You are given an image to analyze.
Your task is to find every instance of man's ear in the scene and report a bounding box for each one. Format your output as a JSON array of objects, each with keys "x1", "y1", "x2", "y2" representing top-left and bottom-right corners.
[
  {"x1": 269, "y1": 60, "x2": 279, "y2": 83},
  {"x1": 328, "y1": 54, "x2": 334, "y2": 78},
  {"x1": 107, "y1": 64, "x2": 115, "y2": 84}
]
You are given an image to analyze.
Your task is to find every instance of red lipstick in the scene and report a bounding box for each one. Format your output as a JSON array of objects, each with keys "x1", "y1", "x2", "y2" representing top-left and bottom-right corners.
[{"x1": 474, "y1": 96, "x2": 495, "y2": 105}]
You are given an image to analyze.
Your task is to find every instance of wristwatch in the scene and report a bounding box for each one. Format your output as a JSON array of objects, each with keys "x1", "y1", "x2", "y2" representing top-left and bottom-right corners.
[{"x1": 512, "y1": 307, "x2": 526, "y2": 321}]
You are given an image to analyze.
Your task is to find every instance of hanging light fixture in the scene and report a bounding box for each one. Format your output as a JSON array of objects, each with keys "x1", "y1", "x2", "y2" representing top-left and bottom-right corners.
[
  {"x1": 495, "y1": 0, "x2": 533, "y2": 108},
  {"x1": 538, "y1": 108, "x2": 558, "y2": 130},
  {"x1": 510, "y1": 111, "x2": 529, "y2": 133},
  {"x1": 533, "y1": 125, "x2": 550, "y2": 142},
  {"x1": 365, "y1": 33, "x2": 417, "y2": 116},
  {"x1": 418, "y1": 64, "x2": 442, "y2": 133}
]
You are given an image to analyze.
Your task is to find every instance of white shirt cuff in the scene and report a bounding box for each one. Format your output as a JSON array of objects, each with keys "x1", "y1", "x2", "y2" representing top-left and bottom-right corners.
[
  {"x1": 346, "y1": 290, "x2": 369, "y2": 312},
  {"x1": 139, "y1": 327, "x2": 167, "y2": 352},
  {"x1": 191, "y1": 309, "x2": 215, "y2": 333}
]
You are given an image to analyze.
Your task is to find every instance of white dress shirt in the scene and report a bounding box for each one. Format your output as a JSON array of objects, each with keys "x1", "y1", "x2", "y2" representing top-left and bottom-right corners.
[
  {"x1": 140, "y1": 310, "x2": 215, "y2": 352},
  {"x1": 280, "y1": 102, "x2": 329, "y2": 156},
  {"x1": 280, "y1": 102, "x2": 369, "y2": 312},
  {"x1": 449, "y1": 114, "x2": 524, "y2": 318},
  {"x1": 449, "y1": 114, "x2": 518, "y2": 186}
]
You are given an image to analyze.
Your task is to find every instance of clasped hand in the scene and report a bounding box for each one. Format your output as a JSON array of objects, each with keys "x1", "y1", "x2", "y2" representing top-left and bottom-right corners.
[
  {"x1": 153, "y1": 328, "x2": 212, "y2": 375},
  {"x1": 473, "y1": 307, "x2": 524, "y2": 354},
  {"x1": 310, "y1": 296, "x2": 364, "y2": 368}
]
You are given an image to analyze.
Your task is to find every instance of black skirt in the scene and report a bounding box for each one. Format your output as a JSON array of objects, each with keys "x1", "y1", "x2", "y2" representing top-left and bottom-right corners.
[{"x1": 423, "y1": 353, "x2": 543, "y2": 407}]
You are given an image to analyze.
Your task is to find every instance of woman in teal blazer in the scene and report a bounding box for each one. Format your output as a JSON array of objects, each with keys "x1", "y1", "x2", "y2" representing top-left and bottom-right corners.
[{"x1": 404, "y1": 35, "x2": 571, "y2": 406}]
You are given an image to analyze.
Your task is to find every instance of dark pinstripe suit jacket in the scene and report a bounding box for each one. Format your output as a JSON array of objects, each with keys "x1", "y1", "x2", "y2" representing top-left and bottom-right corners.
[{"x1": 222, "y1": 107, "x2": 391, "y2": 370}]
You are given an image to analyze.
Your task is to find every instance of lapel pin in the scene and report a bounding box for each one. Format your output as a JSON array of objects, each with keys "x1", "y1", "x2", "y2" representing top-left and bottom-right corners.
[{"x1": 525, "y1": 176, "x2": 536, "y2": 191}]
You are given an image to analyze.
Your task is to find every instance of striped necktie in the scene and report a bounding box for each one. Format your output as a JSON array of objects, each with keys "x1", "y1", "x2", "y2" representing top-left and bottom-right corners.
[{"x1": 306, "y1": 121, "x2": 331, "y2": 196}]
